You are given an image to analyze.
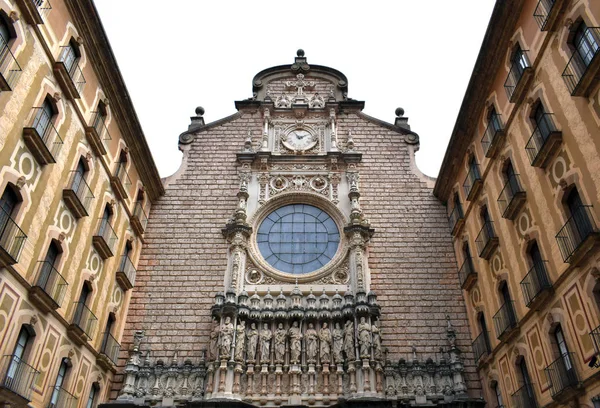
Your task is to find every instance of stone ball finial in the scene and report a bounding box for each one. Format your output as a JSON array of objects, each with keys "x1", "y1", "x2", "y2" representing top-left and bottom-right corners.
[
  {"x1": 195, "y1": 106, "x2": 205, "y2": 116},
  {"x1": 395, "y1": 107, "x2": 405, "y2": 117},
  {"x1": 297, "y1": 49, "x2": 305, "y2": 57}
]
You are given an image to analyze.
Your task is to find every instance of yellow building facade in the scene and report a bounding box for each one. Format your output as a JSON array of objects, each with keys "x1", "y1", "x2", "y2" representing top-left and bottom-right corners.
[
  {"x1": 434, "y1": 0, "x2": 600, "y2": 407},
  {"x1": 0, "y1": 0, "x2": 162, "y2": 407}
]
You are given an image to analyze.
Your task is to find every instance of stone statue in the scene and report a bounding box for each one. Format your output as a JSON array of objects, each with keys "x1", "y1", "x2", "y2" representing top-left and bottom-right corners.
[
  {"x1": 234, "y1": 320, "x2": 246, "y2": 362},
  {"x1": 332, "y1": 322, "x2": 344, "y2": 364},
  {"x1": 358, "y1": 317, "x2": 372, "y2": 358},
  {"x1": 318, "y1": 322, "x2": 332, "y2": 363},
  {"x1": 208, "y1": 318, "x2": 220, "y2": 360},
  {"x1": 372, "y1": 320, "x2": 382, "y2": 360},
  {"x1": 343, "y1": 320, "x2": 355, "y2": 361},
  {"x1": 219, "y1": 316, "x2": 234, "y2": 359},
  {"x1": 305, "y1": 323, "x2": 318, "y2": 362},
  {"x1": 259, "y1": 323, "x2": 272, "y2": 364},
  {"x1": 288, "y1": 321, "x2": 303, "y2": 363},
  {"x1": 274, "y1": 323, "x2": 287, "y2": 363},
  {"x1": 246, "y1": 322, "x2": 259, "y2": 362}
]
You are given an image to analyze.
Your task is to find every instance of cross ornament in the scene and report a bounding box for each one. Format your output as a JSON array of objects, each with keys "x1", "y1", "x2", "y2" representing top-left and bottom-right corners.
[{"x1": 286, "y1": 74, "x2": 315, "y2": 95}]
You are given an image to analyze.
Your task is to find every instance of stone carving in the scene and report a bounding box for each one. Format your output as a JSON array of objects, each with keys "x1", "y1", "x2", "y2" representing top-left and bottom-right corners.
[
  {"x1": 318, "y1": 323, "x2": 332, "y2": 363},
  {"x1": 246, "y1": 268, "x2": 262, "y2": 285},
  {"x1": 358, "y1": 317, "x2": 372, "y2": 358},
  {"x1": 274, "y1": 323, "x2": 287, "y2": 363},
  {"x1": 219, "y1": 317, "x2": 234, "y2": 359},
  {"x1": 259, "y1": 323, "x2": 272, "y2": 364},
  {"x1": 209, "y1": 318, "x2": 219, "y2": 360},
  {"x1": 305, "y1": 323, "x2": 318, "y2": 362},
  {"x1": 309, "y1": 93, "x2": 325, "y2": 108},
  {"x1": 332, "y1": 322, "x2": 344, "y2": 364},
  {"x1": 372, "y1": 320, "x2": 382, "y2": 361},
  {"x1": 343, "y1": 320, "x2": 355, "y2": 361},
  {"x1": 235, "y1": 320, "x2": 246, "y2": 362},
  {"x1": 275, "y1": 94, "x2": 292, "y2": 108},
  {"x1": 268, "y1": 174, "x2": 331, "y2": 199},
  {"x1": 289, "y1": 321, "x2": 303, "y2": 363},
  {"x1": 246, "y1": 322, "x2": 259, "y2": 362},
  {"x1": 286, "y1": 73, "x2": 315, "y2": 95}
]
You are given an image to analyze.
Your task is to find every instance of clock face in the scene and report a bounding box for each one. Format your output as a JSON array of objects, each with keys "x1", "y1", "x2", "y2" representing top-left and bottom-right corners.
[{"x1": 284, "y1": 129, "x2": 317, "y2": 151}]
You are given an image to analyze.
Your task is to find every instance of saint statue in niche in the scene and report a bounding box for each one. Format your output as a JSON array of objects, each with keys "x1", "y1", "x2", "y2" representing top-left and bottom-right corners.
[
  {"x1": 219, "y1": 316, "x2": 234, "y2": 359},
  {"x1": 358, "y1": 317, "x2": 372, "y2": 358},
  {"x1": 234, "y1": 320, "x2": 246, "y2": 362},
  {"x1": 319, "y1": 322, "x2": 332, "y2": 363},
  {"x1": 288, "y1": 321, "x2": 303, "y2": 363},
  {"x1": 332, "y1": 322, "x2": 344, "y2": 364},
  {"x1": 259, "y1": 323, "x2": 272, "y2": 364},
  {"x1": 305, "y1": 323, "x2": 318, "y2": 362},
  {"x1": 246, "y1": 322, "x2": 259, "y2": 362},
  {"x1": 274, "y1": 323, "x2": 287, "y2": 363}
]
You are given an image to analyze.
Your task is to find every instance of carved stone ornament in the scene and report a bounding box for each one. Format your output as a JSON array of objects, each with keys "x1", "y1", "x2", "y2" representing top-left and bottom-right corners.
[
  {"x1": 9, "y1": 11, "x2": 19, "y2": 22},
  {"x1": 15, "y1": 176, "x2": 26, "y2": 189}
]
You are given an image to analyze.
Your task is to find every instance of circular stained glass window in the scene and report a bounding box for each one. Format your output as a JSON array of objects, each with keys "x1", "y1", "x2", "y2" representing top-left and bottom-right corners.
[{"x1": 257, "y1": 204, "x2": 340, "y2": 274}]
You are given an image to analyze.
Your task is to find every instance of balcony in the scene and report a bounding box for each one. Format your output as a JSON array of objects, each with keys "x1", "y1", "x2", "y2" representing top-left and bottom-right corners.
[
  {"x1": 14, "y1": 0, "x2": 52, "y2": 25},
  {"x1": 525, "y1": 113, "x2": 562, "y2": 168},
  {"x1": 53, "y1": 46, "x2": 85, "y2": 100},
  {"x1": 511, "y1": 383, "x2": 537, "y2": 408},
  {"x1": 520, "y1": 261, "x2": 552, "y2": 310},
  {"x1": 116, "y1": 254, "x2": 136, "y2": 291},
  {"x1": 0, "y1": 207, "x2": 27, "y2": 266},
  {"x1": 48, "y1": 385, "x2": 77, "y2": 408},
  {"x1": 28, "y1": 261, "x2": 67, "y2": 313},
  {"x1": 85, "y1": 112, "x2": 111, "y2": 156},
  {"x1": 62, "y1": 171, "x2": 94, "y2": 219},
  {"x1": 562, "y1": 27, "x2": 600, "y2": 97},
  {"x1": 22, "y1": 107, "x2": 63, "y2": 165},
  {"x1": 481, "y1": 113, "x2": 505, "y2": 158},
  {"x1": 97, "y1": 332, "x2": 120, "y2": 372},
  {"x1": 475, "y1": 221, "x2": 499, "y2": 260},
  {"x1": 534, "y1": 0, "x2": 565, "y2": 31},
  {"x1": 493, "y1": 301, "x2": 519, "y2": 341},
  {"x1": 463, "y1": 164, "x2": 482, "y2": 201},
  {"x1": 110, "y1": 162, "x2": 131, "y2": 201},
  {"x1": 131, "y1": 201, "x2": 148, "y2": 237},
  {"x1": 556, "y1": 205, "x2": 600, "y2": 265},
  {"x1": 448, "y1": 203, "x2": 465, "y2": 236},
  {"x1": 497, "y1": 174, "x2": 526, "y2": 220},
  {"x1": 67, "y1": 302, "x2": 97, "y2": 346},
  {"x1": 92, "y1": 220, "x2": 117, "y2": 260},
  {"x1": 458, "y1": 257, "x2": 477, "y2": 290},
  {"x1": 0, "y1": 355, "x2": 39, "y2": 406},
  {"x1": 0, "y1": 37, "x2": 22, "y2": 91},
  {"x1": 504, "y1": 51, "x2": 534, "y2": 103},
  {"x1": 472, "y1": 331, "x2": 491, "y2": 365},
  {"x1": 545, "y1": 352, "x2": 580, "y2": 401},
  {"x1": 590, "y1": 324, "x2": 600, "y2": 355}
]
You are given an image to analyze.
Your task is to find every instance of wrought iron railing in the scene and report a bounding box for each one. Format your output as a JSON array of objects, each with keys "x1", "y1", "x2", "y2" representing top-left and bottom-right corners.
[
  {"x1": 114, "y1": 162, "x2": 132, "y2": 191},
  {"x1": 96, "y1": 219, "x2": 118, "y2": 254},
  {"x1": 34, "y1": 261, "x2": 67, "y2": 308},
  {"x1": 497, "y1": 174, "x2": 525, "y2": 217},
  {"x1": 33, "y1": 0, "x2": 52, "y2": 21},
  {"x1": 48, "y1": 385, "x2": 77, "y2": 408},
  {"x1": 27, "y1": 107, "x2": 64, "y2": 159},
  {"x1": 71, "y1": 301, "x2": 97, "y2": 340},
  {"x1": 520, "y1": 261, "x2": 551, "y2": 307},
  {"x1": 57, "y1": 46, "x2": 85, "y2": 95},
  {"x1": 533, "y1": 0, "x2": 557, "y2": 30},
  {"x1": 0, "y1": 206, "x2": 27, "y2": 263},
  {"x1": 525, "y1": 113, "x2": 559, "y2": 165},
  {"x1": 590, "y1": 324, "x2": 600, "y2": 354},
  {"x1": 562, "y1": 27, "x2": 600, "y2": 94},
  {"x1": 99, "y1": 332, "x2": 120, "y2": 366},
  {"x1": 89, "y1": 111, "x2": 111, "y2": 148},
  {"x1": 458, "y1": 257, "x2": 476, "y2": 289},
  {"x1": 117, "y1": 254, "x2": 137, "y2": 288},
  {"x1": 0, "y1": 36, "x2": 22, "y2": 90},
  {"x1": 493, "y1": 301, "x2": 518, "y2": 339},
  {"x1": 504, "y1": 50, "x2": 531, "y2": 100},
  {"x1": 463, "y1": 164, "x2": 482, "y2": 199},
  {"x1": 511, "y1": 383, "x2": 538, "y2": 408},
  {"x1": 475, "y1": 221, "x2": 497, "y2": 257},
  {"x1": 0, "y1": 354, "x2": 39, "y2": 401},
  {"x1": 545, "y1": 352, "x2": 579, "y2": 398},
  {"x1": 481, "y1": 113, "x2": 504, "y2": 156},
  {"x1": 556, "y1": 205, "x2": 598, "y2": 263},
  {"x1": 65, "y1": 171, "x2": 94, "y2": 212},
  {"x1": 133, "y1": 201, "x2": 148, "y2": 231},
  {"x1": 472, "y1": 331, "x2": 491, "y2": 364}
]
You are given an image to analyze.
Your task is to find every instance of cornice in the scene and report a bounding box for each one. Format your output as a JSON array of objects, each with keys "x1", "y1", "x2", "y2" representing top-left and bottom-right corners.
[{"x1": 64, "y1": 0, "x2": 165, "y2": 201}]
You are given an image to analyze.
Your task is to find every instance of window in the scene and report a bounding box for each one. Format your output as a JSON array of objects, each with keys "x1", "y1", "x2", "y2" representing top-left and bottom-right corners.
[
  {"x1": 511, "y1": 45, "x2": 530, "y2": 79},
  {"x1": 86, "y1": 383, "x2": 99, "y2": 408},
  {"x1": 532, "y1": 103, "x2": 554, "y2": 142},
  {"x1": 49, "y1": 358, "x2": 69, "y2": 407},
  {"x1": 0, "y1": 185, "x2": 19, "y2": 226},
  {"x1": 38, "y1": 241, "x2": 61, "y2": 288},
  {"x1": 492, "y1": 382, "x2": 504, "y2": 408},
  {"x1": 566, "y1": 188, "x2": 593, "y2": 237},
  {"x1": 453, "y1": 193, "x2": 463, "y2": 218},
  {"x1": 34, "y1": 97, "x2": 56, "y2": 138},
  {"x1": 488, "y1": 106, "x2": 502, "y2": 133},
  {"x1": 462, "y1": 242, "x2": 473, "y2": 267},
  {"x1": 469, "y1": 156, "x2": 480, "y2": 178},
  {"x1": 477, "y1": 312, "x2": 491, "y2": 351},
  {"x1": 99, "y1": 205, "x2": 113, "y2": 236},
  {"x1": 500, "y1": 282, "x2": 517, "y2": 325},
  {"x1": 554, "y1": 326, "x2": 572, "y2": 365},
  {"x1": 518, "y1": 359, "x2": 535, "y2": 401},
  {"x1": 73, "y1": 281, "x2": 92, "y2": 328},
  {"x1": 574, "y1": 21, "x2": 599, "y2": 67},
  {"x1": 0, "y1": 13, "x2": 11, "y2": 45},
  {"x1": 62, "y1": 40, "x2": 80, "y2": 76},
  {"x1": 101, "y1": 314, "x2": 115, "y2": 353},
  {"x1": 6, "y1": 326, "x2": 32, "y2": 382},
  {"x1": 481, "y1": 206, "x2": 495, "y2": 238},
  {"x1": 70, "y1": 157, "x2": 88, "y2": 194}
]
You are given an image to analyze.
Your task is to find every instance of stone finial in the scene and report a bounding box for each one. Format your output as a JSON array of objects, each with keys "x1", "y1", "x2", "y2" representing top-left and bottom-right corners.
[
  {"x1": 395, "y1": 107, "x2": 411, "y2": 131},
  {"x1": 188, "y1": 106, "x2": 205, "y2": 131},
  {"x1": 297, "y1": 49, "x2": 305, "y2": 57}
]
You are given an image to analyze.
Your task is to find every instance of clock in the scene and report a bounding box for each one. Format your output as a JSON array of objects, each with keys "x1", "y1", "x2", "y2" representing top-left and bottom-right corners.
[{"x1": 283, "y1": 129, "x2": 317, "y2": 151}]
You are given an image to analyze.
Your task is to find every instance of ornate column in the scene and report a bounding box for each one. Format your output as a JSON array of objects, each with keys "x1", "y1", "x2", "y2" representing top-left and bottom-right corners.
[{"x1": 117, "y1": 330, "x2": 144, "y2": 401}]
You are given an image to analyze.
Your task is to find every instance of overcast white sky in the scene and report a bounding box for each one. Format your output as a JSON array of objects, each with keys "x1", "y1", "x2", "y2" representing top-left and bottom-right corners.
[{"x1": 95, "y1": 1, "x2": 496, "y2": 179}]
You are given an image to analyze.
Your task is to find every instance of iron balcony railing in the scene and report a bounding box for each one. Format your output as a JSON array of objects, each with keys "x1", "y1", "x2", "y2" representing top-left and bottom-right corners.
[
  {"x1": 590, "y1": 324, "x2": 600, "y2": 354},
  {"x1": 100, "y1": 332, "x2": 120, "y2": 366},
  {"x1": 534, "y1": 0, "x2": 557, "y2": 30},
  {"x1": 34, "y1": 261, "x2": 68, "y2": 308},
  {"x1": 562, "y1": 27, "x2": 600, "y2": 95},
  {"x1": 114, "y1": 161, "x2": 132, "y2": 190},
  {"x1": 505, "y1": 50, "x2": 531, "y2": 101},
  {"x1": 48, "y1": 385, "x2": 77, "y2": 408},
  {"x1": 96, "y1": 219, "x2": 118, "y2": 254},
  {"x1": 71, "y1": 301, "x2": 97, "y2": 340},
  {"x1": 0, "y1": 206, "x2": 27, "y2": 264},
  {"x1": 481, "y1": 113, "x2": 504, "y2": 157},
  {"x1": 520, "y1": 261, "x2": 552, "y2": 307},
  {"x1": 525, "y1": 113, "x2": 559, "y2": 165},
  {"x1": 545, "y1": 352, "x2": 579, "y2": 398},
  {"x1": 556, "y1": 205, "x2": 598, "y2": 263},
  {"x1": 472, "y1": 331, "x2": 491, "y2": 364},
  {"x1": 57, "y1": 46, "x2": 85, "y2": 95},
  {"x1": 133, "y1": 201, "x2": 148, "y2": 231},
  {"x1": 458, "y1": 257, "x2": 476, "y2": 289},
  {"x1": 493, "y1": 301, "x2": 518, "y2": 339},
  {"x1": 65, "y1": 171, "x2": 94, "y2": 212},
  {"x1": 497, "y1": 174, "x2": 525, "y2": 217},
  {"x1": 33, "y1": 0, "x2": 52, "y2": 21},
  {"x1": 0, "y1": 36, "x2": 22, "y2": 90},
  {"x1": 0, "y1": 354, "x2": 39, "y2": 402},
  {"x1": 27, "y1": 107, "x2": 64, "y2": 159},
  {"x1": 448, "y1": 203, "x2": 464, "y2": 234},
  {"x1": 463, "y1": 164, "x2": 482, "y2": 200},
  {"x1": 90, "y1": 111, "x2": 111, "y2": 147},
  {"x1": 511, "y1": 383, "x2": 538, "y2": 408},
  {"x1": 118, "y1": 254, "x2": 137, "y2": 288},
  {"x1": 475, "y1": 221, "x2": 498, "y2": 257}
]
